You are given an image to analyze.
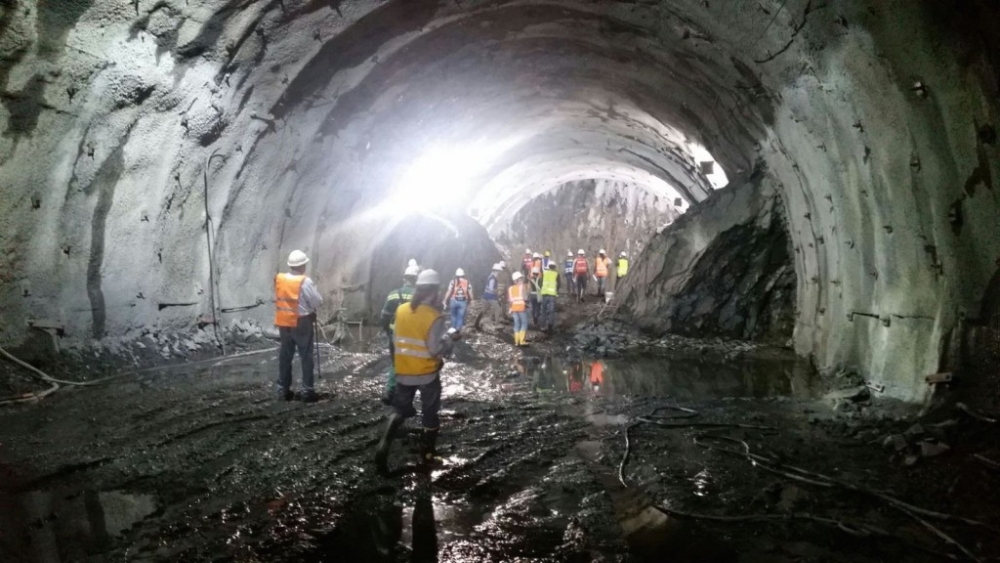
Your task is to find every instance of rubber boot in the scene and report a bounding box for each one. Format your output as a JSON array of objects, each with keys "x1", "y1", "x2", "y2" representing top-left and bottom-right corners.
[
  {"x1": 419, "y1": 428, "x2": 441, "y2": 468},
  {"x1": 521, "y1": 331, "x2": 529, "y2": 346},
  {"x1": 374, "y1": 413, "x2": 405, "y2": 473}
]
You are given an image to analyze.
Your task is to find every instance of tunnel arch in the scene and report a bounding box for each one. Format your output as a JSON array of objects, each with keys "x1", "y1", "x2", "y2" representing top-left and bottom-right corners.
[{"x1": 0, "y1": 0, "x2": 997, "y2": 401}]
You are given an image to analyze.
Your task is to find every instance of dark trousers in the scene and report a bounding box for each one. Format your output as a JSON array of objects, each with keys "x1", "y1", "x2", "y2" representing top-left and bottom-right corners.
[
  {"x1": 278, "y1": 316, "x2": 315, "y2": 393},
  {"x1": 391, "y1": 376, "x2": 442, "y2": 429},
  {"x1": 574, "y1": 274, "x2": 588, "y2": 298}
]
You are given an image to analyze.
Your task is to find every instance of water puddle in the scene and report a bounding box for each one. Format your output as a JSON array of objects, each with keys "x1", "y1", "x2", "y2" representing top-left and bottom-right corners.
[
  {"x1": 0, "y1": 489, "x2": 157, "y2": 562},
  {"x1": 514, "y1": 354, "x2": 816, "y2": 400}
]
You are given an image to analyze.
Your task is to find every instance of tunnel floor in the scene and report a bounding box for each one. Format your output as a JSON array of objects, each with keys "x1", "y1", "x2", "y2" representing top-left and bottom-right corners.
[{"x1": 1, "y1": 301, "x2": 999, "y2": 562}]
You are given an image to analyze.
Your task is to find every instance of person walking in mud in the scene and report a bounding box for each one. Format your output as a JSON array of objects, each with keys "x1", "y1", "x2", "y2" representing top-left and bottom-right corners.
[
  {"x1": 378, "y1": 263, "x2": 420, "y2": 405},
  {"x1": 274, "y1": 250, "x2": 323, "y2": 402},
  {"x1": 508, "y1": 271, "x2": 529, "y2": 346},
  {"x1": 376, "y1": 270, "x2": 460, "y2": 473},
  {"x1": 482, "y1": 263, "x2": 503, "y2": 326},
  {"x1": 572, "y1": 249, "x2": 589, "y2": 303},
  {"x1": 540, "y1": 261, "x2": 560, "y2": 332}
]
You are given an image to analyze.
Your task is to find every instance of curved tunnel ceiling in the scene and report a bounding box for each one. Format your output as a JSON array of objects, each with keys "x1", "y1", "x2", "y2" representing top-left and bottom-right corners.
[{"x1": 1, "y1": 0, "x2": 999, "y2": 400}]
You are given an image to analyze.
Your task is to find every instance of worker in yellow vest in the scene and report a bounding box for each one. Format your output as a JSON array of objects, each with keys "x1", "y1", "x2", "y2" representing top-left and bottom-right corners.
[
  {"x1": 274, "y1": 250, "x2": 323, "y2": 402},
  {"x1": 540, "y1": 261, "x2": 561, "y2": 332},
  {"x1": 616, "y1": 251, "x2": 629, "y2": 288},
  {"x1": 594, "y1": 249, "x2": 611, "y2": 297},
  {"x1": 375, "y1": 270, "x2": 460, "y2": 472},
  {"x1": 508, "y1": 272, "x2": 529, "y2": 346}
]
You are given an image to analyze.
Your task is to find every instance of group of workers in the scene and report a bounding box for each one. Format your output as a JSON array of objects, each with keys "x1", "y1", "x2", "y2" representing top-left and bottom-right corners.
[{"x1": 272, "y1": 247, "x2": 632, "y2": 472}]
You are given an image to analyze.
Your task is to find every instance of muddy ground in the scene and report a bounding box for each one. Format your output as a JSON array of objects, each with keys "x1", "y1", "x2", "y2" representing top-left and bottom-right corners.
[{"x1": 1, "y1": 297, "x2": 999, "y2": 562}]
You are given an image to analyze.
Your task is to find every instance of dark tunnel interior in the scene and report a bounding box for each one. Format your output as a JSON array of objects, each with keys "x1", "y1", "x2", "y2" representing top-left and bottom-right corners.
[{"x1": 1, "y1": 1, "x2": 1000, "y2": 561}]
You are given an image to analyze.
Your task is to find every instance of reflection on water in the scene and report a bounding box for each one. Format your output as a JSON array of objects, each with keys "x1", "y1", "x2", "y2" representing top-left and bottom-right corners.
[
  {"x1": 0, "y1": 489, "x2": 157, "y2": 563},
  {"x1": 519, "y1": 354, "x2": 816, "y2": 400}
]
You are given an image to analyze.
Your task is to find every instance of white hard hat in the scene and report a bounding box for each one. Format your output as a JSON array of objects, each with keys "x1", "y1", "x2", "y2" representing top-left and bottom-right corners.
[
  {"x1": 407, "y1": 258, "x2": 418, "y2": 267},
  {"x1": 455, "y1": 268, "x2": 465, "y2": 277},
  {"x1": 288, "y1": 250, "x2": 309, "y2": 267},
  {"x1": 512, "y1": 272, "x2": 523, "y2": 281},
  {"x1": 548, "y1": 261, "x2": 557, "y2": 268},
  {"x1": 525, "y1": 248, "x2": 531, "y2": 254},
  {"x1": 577, "y1": 249, "x2": 585, "y2": 255},
  {"x1": 416, "y1": 269, "x2": 441, "y2": 286},
  {"x1": 498, "y1": 260, "x2": 506, "y2": 268},
  {"x1": 532, "y1": 252, "x2": 541, "y2": 258},
  {"x1": 404, "y1": 265, "x2": 420, "y2": 277},
  {"x1": 567, "y1": 251, "x2": 574, "y2": 257},
  {"x1": 620, "y1": 251, "x2": 627, "y2": 257},
  {"x1": 492, "y1": 263, "x2": 501, "y2": 271},
  {"x1": 599, "y1": 248, "x2": 606, "y2": 254}
]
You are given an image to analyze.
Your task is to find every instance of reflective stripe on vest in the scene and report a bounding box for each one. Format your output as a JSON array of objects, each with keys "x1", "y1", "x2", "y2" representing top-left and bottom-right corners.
[
  {"x1": 595, "y1": 257, "x2": 609, "y2": 277},
  {"x1": 541, "y1": 270, "x2": 559, "y2": 296},
  {"x1": 274, "y1": 273, "x2": 306, "y2": 328},
  {"x1": 563, "y1": 260, "x2": 574, "y2": 274},
  {"x1": 617, "y1": 258, "x2": 629, "y2": 277},
  {"x1": 484, "y1": 273, "x2": 498, "y2": 299},
  {"x1": 449, "y1": 278, "x2": 470, "y2": 300},
  {"x1": 386, "y1": 285, "x2": 415, "y2": 331},
  {"x1": 574, "y1": 258, "x2": 588, "y2": 274},
  {"x1": 508, "y1": 284, "x2": 526, "y2": 312},
  {"x1": 394, "y1": 304, "x2": 443, "y2": 376}
]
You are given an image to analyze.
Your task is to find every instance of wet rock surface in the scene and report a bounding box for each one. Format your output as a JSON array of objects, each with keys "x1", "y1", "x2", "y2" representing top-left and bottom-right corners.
[{"x1": 2, "y1": 315, "x2": 999, "y2": 562}]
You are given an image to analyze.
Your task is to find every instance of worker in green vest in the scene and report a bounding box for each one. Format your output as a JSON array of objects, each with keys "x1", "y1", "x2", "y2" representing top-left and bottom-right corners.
[
  {"x1": 616, "y1": 251, "x2": 629, "y2": 289},
  {"x1": 378, "y1": 263, "x2": 419, "y2": 404},
  {"x1": 540, "y1": 261, "x2": 561, "y2": 332}
]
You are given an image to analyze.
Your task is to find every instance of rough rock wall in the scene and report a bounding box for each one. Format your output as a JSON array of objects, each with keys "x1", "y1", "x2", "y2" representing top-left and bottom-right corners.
[
  {"x1": 493, "y1": 179, "x2": 680, "y2": 261},
  {"x1": 0, "y1": 0, "x2": 998, "y2": 402},
  {"x1": 620, "y1": 176, "x2": 795, "y2": 343}
]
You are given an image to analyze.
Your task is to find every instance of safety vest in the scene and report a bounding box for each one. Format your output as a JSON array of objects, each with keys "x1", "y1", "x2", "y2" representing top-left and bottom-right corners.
[
  {"x1": 531, "y1": 259, "x2": 542, "y2": 278},
  {"x1": 508, "y1": 284, "x2": 526, "y2": 312},
  {"x1": 541, "y1": 270, "x2": 559, "y2": 296},
  {"x1": 617, "y1": 258, "x2": 629, "y2": 278},
  {"x1": 563, "y1": 259, "x2": 574, "y2": 274},
  {"x1": 595, "y1": 257, "x2": 609, "y2": 277},
  {"x1": 448, "y1": 278, "x2": 470, "y2": 301},
  {"x1": 542, "y1": 257, "x2": 552, "y2": 270},
  {"x1": 573, "y1": 257, "x2": 588, "y2": 275},
  {"x1": 394, "y1": 304, "x2": 443, "y2": 376},
  {"x1": 522, "y1": 256, "x2": 533, "y2": 272},
  {"x1": 274, "y1": 273, "x2": 306, "y2": 327},
  {"x1": 385, "y1": 285, "x2": 415, "y2": 331}
]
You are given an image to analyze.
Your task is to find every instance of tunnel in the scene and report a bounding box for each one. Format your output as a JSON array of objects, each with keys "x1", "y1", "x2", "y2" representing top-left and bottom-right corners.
[{"x1": 1, "y1": 1, "x2": 999, "y2": 561}]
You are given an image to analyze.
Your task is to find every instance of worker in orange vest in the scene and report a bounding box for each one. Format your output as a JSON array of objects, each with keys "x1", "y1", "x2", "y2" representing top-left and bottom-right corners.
[
  {"x1": 521, "y1": 249, "x2": 533, "y2": 279},
  {"x1": 508, "y1": 272, "x2": 529, "y2": 346},
  {"x1": 572, "y1": 249, "x2": 589, "y2": 303},
  {"x1": 594, "y1": 249, "x2": 612, "y2": 297},
  {"x1": 530, "y1": 252, "x2": 543, "y2": 281},
  {"x1": 443, "y1": 268, "x2": 474, "y2": 331},
  {"x1": 274, "y1": 250, "x2": 323, "y2": 402}
]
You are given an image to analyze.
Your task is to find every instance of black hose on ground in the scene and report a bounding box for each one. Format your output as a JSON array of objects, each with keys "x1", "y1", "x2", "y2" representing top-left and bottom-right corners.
[{"x1": 615, "y1": 402, "x2": 991, "y2": 562}]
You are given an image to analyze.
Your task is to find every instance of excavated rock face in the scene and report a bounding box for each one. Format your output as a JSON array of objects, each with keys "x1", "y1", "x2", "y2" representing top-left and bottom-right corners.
[
  {"x1": 493, "y1": 179, "x2": 680, "y2": 261},
  {"x1": 621, "y1": 178, "x2": 795, "y2": 344},
  {"x1": 1, "y1": 0, "x2": 999, "y2": 400}
]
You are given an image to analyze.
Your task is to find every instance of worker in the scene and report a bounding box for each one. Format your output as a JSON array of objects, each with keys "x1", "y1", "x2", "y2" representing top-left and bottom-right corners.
[
  {"x1": 521, "y1": 249, "x2": 533, "y2": 278},
  {"x1": 616, "y1": 251, "x2": 629, "y2": 287},
  {"x1": 589, "y1": 361, "x2": 605, "y2": 392},
  {"x1": 572, "y1": 249, "x2": 589, "y2": 303},
  {"x1": 508, "y1": 272, "x2": 529, "y2": 346},
  {"x1": 375, "y1": 270, "x2": 460, "y2": 472},
  {"x1": 563, "y1": 251, "x2": 575, "y2": 295},
  {"x1": 378, "y1": 263, "x2": 419, "y2": 405},
  {"x1": 594, "y1": 249, "x2": 611, "y2": 297},
  {"x1": 443, "y1": 268, "x2": 473, "y2": 331},
  {"x1": 531, "y1": 252, "x2": 543, "y2": 281},
  {"x1": 274, "y1": 250, "x2": 323, "y2": 402},
  {"x1": 528, "y1": 266, "x2": 542, "y2": 326},
  {"x1": 540, "y1": 261, "x2": 560, "y2": 332},
  {"x1": 483, "y1": 263, "x2": 503, "y2": 324},
  {"x1": 542, "y1": 250, "x2": 553, "y2": 270}
]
